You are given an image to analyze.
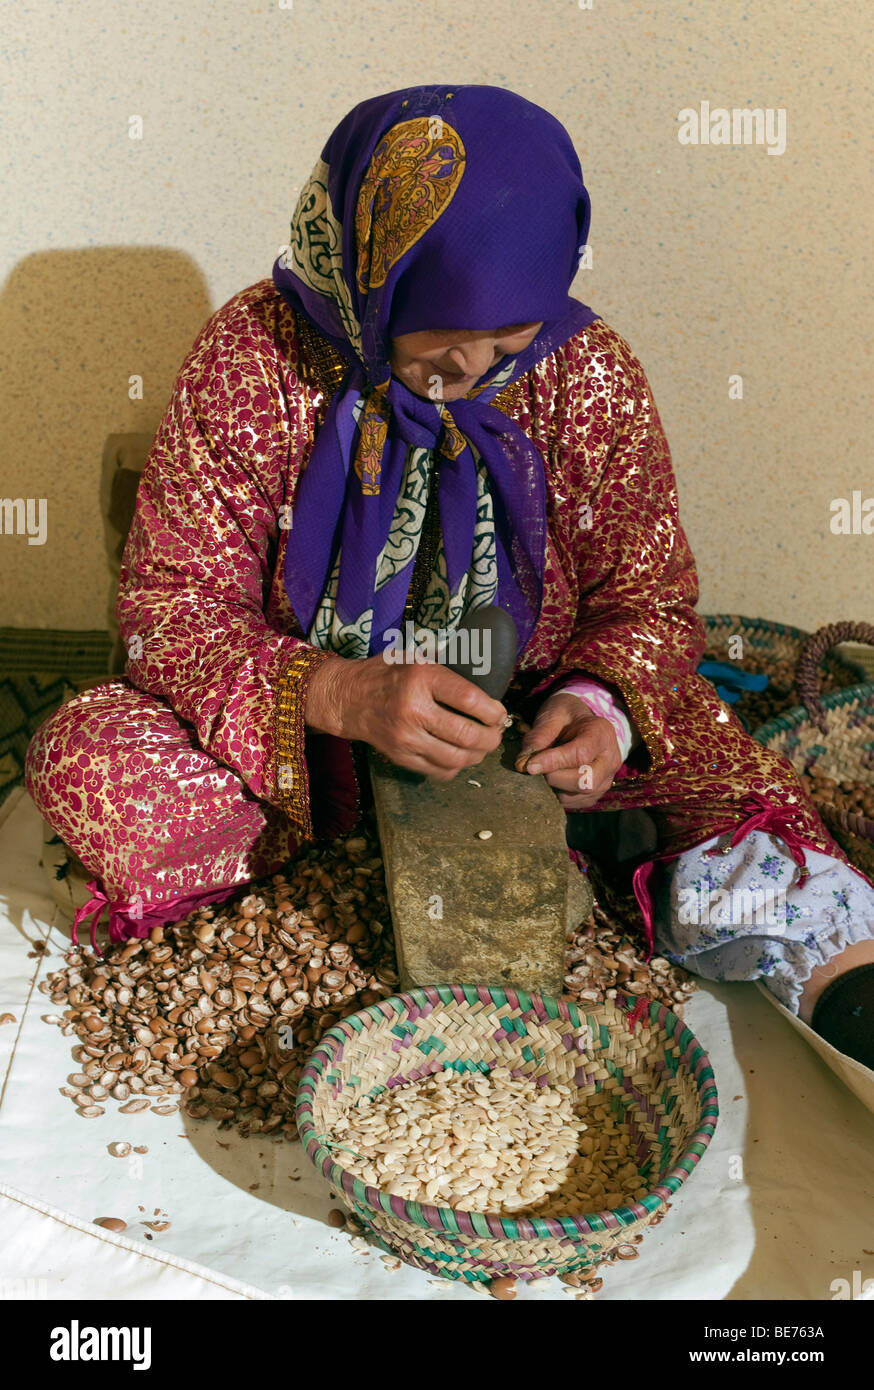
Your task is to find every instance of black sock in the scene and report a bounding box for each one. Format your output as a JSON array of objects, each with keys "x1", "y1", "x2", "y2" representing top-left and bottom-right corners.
[{"x1": 810, "y1": 963, "x2": 874, "y2": 1070}]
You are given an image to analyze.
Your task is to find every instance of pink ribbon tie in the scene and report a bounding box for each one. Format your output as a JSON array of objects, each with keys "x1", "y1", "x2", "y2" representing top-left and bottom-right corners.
[
  {"x1": 71, "y1": 880, "x2": 110, "y2": 956},
  {"x1": 71, "y1": 879, "x2": 142, "y2": 955},
  {"x1": 705, "y1": 792, "x2": 810, "y2": 887},
  {"x1": 70, "y1": 878, "x2": 248, "y2": 956}
]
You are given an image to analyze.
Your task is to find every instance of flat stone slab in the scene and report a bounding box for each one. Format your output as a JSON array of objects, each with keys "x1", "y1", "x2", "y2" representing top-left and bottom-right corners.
[{"x1": 368, "y1": 733, "x2": 593, "y2": 995}]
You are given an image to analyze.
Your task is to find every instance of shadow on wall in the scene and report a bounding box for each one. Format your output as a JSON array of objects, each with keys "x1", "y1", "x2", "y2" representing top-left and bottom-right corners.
[{"x1": 0, "y1": 249, "x2": 212, "y2": 628}]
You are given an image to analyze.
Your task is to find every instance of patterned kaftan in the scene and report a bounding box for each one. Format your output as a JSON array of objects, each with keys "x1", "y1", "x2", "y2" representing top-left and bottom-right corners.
[{"x1": 24, "y1": 280, "x2": 872, "y2": 960}]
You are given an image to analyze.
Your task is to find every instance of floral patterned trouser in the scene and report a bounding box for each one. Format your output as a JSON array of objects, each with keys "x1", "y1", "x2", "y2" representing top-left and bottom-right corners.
[{"x1": 654, "y1": 829, "x2": 874, "y2": 1014}]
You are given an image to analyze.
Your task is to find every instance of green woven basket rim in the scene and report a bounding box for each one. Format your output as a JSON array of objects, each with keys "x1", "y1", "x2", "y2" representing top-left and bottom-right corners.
[
  {"x1": 702, "y1": 613, "x2": 810, "y2": 640},
  {"x1": 295, "y1": 985, "x2": 719, "y2": 1244},
  {"x1": 701, "y1": 614, "x2": 867, "y2": 682},
  {"x1": 753, "y1": 679, "x2": 874, "y2": 744}
]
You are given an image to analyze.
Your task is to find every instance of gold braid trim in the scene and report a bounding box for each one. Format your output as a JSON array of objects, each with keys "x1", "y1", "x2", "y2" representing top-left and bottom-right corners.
[
  {"x1": 295, "y1": 313, "x2": 349, "y2": 396},
  {"x1": 490, "y1": 376, "x2": 526, "y2": 419},
  {"x1": 404, "y1": 467, "x2": 443, "y2": 622},
  {"x1": 273, "y1": 645, "x2": 334, "y2": 840}
]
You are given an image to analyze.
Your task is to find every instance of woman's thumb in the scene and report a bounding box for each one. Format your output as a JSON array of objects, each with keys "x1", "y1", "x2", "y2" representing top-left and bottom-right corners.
[{"x1": 515, "y1": 702, "x2": 566, "y2": 773}]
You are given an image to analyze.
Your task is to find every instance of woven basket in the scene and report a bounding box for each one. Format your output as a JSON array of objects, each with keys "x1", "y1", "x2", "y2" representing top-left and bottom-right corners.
[
  {"x1": 755, "y1": 621, "x2": 874, "y2": 879},
  {"x1": 296, "y1": 985, "x2": 718, "y2": 1285},
  {"x1": 701, "y1": 613, "x2": 866, "y2": 733}
]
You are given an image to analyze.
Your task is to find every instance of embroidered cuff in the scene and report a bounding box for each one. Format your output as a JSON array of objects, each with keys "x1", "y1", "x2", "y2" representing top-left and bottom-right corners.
[
  {"x1": 531, "y1": 660, "x2": 669, "y2": 777},
  {"x1": 273, "y1": 645, "x2": 333, "y2": 840},
  {"x1": 554, "y1": 674, "x2": 636, "y2": 761}
]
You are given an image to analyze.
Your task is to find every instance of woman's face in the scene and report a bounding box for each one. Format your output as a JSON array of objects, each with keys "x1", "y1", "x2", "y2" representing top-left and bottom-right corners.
[{"x1": 389, "y1": 322, "x2": 543, "y2": 402}]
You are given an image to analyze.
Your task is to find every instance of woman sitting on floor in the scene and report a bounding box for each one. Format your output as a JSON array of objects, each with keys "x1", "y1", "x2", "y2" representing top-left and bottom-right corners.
[{"x1": 26, "y1": 84, "x2": 874, "y2": 1067}]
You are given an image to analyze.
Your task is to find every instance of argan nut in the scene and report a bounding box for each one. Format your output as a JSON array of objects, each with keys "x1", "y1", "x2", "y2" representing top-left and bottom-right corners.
[
  {"x1": 178, "y1": 1069, "x2": 198, "y2": 1088},
  {"x1": 489, "y1": 1277, "x2": 516, "y2": 1300},
  {"x1": 94, "y1": 1217, "x2": 127, "y2": 1232},
  {"x1": 327, "y1": 1209, "x2": 347, "y2": 1229},
  {"x1": 107, "y1": 1141, "x2": 131, "y2": 1158}
]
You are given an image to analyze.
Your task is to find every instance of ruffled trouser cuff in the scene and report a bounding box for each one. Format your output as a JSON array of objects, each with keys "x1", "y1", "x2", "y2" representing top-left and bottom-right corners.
[{"x1": 653, "y1": 828, "x2": 874, "y2": 1015}]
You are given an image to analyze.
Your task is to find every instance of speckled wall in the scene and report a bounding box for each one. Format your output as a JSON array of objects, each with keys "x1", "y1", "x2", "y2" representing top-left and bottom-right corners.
[{"x1": 2, "y1": 0, "x2": 871, "y2": 631}]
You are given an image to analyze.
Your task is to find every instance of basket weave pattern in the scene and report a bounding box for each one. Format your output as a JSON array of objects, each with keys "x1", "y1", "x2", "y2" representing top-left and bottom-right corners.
[
  {"x1": 296, "y1": 986, "x2": 718, "y2": 1283},
  {"x1": 702, "y1": 613, "x2": 865, "y2": 732},
  {"x1": 756, "y1": 621, "x2": 874, "y2": 879}
]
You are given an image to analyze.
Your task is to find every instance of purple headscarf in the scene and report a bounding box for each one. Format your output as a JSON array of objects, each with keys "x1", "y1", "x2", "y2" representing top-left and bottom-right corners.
[{"x1": 273, "y1": 83, "x2": 598, "y2": 658}]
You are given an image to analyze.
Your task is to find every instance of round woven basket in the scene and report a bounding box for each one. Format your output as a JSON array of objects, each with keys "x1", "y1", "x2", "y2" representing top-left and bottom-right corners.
[
  {"x1": 701, "y1": 613, "x2": 866, "y2": 733},
  {"x1": 296, "y1": 985, "x2": 718, "y2": 1285},
  {"x1": 755, "y1": 622, "x2": 874, "y2": 880}
]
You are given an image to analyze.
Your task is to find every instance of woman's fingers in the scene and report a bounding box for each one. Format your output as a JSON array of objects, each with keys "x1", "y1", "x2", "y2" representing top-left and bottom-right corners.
[
  {"x1": 525, "y1": 712, "x2": 619, "y2": 777},
  {"x1": 525, "y1": 735, "x2": 601, "y2": 777},
  {"x1": 518, "y1": 695, "x2": 575, "y2": 766},
  {"x1": 430, "y1": 665, "x2": 508, "y2": 728},
  {"x1": 517, "y1": 698, "x2": 622, "y2": 809},
  {"x1": 422, "y1": 701, "x2": 504, "y2": 757},
  {"x1": 335, "y1": 659, "x2": 509, "y2": 776},
  {"x1": 384, "y1": 725, "x2": 492, "y2": 779},
  {"x1": 555, "y1": 787, "x2": 607, "y2": 810},
  {"x1": 543, "y1": 752, "x2": 615, "y2": 795}
]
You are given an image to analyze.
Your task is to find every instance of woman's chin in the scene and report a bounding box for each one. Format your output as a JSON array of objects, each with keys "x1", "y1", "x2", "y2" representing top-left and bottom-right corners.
[{"x1": 394, "y1": 371, "x2": 477, "y2": 403}]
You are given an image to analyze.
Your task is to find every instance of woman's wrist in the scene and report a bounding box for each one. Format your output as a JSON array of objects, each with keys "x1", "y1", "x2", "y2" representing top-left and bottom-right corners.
[
  {"x1": 551, "y1": 675, "x2": 638, "y2": 760},
  {"x1": 305, "y1": 653, "x2": 353, "y2": 738}
]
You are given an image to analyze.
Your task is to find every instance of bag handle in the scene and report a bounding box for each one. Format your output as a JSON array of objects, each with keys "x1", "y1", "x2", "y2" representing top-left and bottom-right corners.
[{"x1": 795, "y1": 621, "x2": 874, "y2": 734}]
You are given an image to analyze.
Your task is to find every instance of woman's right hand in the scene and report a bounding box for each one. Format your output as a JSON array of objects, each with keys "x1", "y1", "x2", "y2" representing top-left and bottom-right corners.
[{"x1": 305, "y1": 653, "x2": 507, "y2": 780}]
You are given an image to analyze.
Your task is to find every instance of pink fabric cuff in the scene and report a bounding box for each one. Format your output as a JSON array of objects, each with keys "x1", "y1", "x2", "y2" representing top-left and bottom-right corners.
[{"x1": 552, "y1": 675, "x2": 636, "y2": 762}]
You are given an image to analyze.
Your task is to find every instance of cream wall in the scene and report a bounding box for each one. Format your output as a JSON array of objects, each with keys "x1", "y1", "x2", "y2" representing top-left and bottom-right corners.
[{"x1": 2, "y1": 0, "x2": 871, "y2": 632}]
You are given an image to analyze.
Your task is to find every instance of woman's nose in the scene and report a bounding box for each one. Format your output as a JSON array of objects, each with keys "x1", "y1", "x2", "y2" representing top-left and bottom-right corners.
[{"x1": 443, "y1": 341, "x2": 496, "y2": 378}]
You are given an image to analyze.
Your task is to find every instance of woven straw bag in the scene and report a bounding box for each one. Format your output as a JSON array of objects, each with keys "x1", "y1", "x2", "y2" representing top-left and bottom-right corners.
[
  {"x1": 701, "y1": 613, "x2": 866, "y2": 732},
  {"x1": 296, "y1": 985, "x2": 718, "y2": 1285},
  {"x1": 755, "y1": 621, "x2": 874, "y2": 879}
]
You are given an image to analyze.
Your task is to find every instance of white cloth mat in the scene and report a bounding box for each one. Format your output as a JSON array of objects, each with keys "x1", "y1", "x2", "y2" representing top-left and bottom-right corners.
[{"x1": 1, "y1": 786, "x2": 873, "y2": 1301}]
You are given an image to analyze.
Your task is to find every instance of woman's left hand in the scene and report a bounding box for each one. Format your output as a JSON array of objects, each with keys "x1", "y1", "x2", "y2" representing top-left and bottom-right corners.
[{"x1": 517, "y1": 691, "x2": 622, "y2": 809}]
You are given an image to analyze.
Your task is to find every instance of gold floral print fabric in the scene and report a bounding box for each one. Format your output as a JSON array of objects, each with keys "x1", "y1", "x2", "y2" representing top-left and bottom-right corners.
[{"x1": 74, "y1": 280, "x2": 848, "y2": 880}]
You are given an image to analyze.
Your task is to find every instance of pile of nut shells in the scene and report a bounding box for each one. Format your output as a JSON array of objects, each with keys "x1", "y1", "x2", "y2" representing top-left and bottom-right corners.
[
  {"x1": 564, "y1": 915, "x2": 697, "y2": 1015},
  {"x1": 41, "y1": 830, "x2": 398, "y2": 1139},
  {"x1": 41, "y1": 824, "x2": 695, "y2": 1139}
]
